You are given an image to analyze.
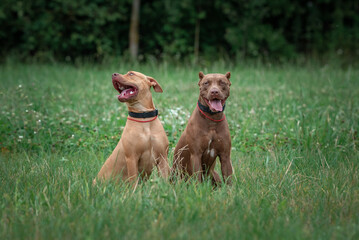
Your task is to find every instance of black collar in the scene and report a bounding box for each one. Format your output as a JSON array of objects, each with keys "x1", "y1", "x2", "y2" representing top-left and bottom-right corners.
[
  {"x1": 197, "y1": 100, "x2": 225, "y2": 115},
  {"x1": 128, "y1": 109, "x2": 158, "y2": 118}
]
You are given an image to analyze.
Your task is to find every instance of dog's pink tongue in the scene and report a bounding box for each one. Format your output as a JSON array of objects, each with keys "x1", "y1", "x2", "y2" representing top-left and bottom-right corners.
[
  {"x1": 209, "y1": 100, "x2": 223, "y2": 112},
  {"x1": 118, "y1": 88, "x2": 135, "y2": 99}
]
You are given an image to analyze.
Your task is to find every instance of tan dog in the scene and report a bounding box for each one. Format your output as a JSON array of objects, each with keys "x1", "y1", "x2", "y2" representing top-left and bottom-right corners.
[
  {"x1": 172, "y1": 71, "x2": 233, "y2": 185},
  {"x1": 94, "y1": 71, "x2": 170, "y2": 186}
]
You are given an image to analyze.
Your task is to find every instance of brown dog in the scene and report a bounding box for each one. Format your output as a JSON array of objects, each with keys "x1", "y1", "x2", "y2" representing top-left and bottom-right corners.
[
  {"x1": 94, "y1": 71, "x2": 170, "y2": 186},
  {"x1": 172, "y1": 71, "x2": 233, "y2": 185}
]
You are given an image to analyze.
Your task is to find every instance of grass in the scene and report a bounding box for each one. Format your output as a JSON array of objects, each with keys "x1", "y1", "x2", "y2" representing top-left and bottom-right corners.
[{"x1": 0, "y1": 60, "x2": 358, "y2": 239}]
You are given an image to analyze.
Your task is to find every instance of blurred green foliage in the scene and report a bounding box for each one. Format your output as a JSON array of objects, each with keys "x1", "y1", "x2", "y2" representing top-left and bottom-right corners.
[{"x1": 0, "y1": 0, "x2": 358, "y2": 61}]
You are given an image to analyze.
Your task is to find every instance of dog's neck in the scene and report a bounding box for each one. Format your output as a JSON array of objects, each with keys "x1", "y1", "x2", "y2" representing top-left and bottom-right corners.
[
  {"x1": 127, "y1": 93, "x2": 156, "y2": 113},
  {"x1": 198, "y1": 97, "x2": 207, "y2": 108}
]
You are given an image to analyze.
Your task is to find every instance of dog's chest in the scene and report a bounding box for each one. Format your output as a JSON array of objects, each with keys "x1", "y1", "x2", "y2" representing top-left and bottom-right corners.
[
  {"x1": 137, "y1": 123, "x2": 168, "y2": 152},
  {"x1": 201, "y1": 131, "x2": 225, "y2": 161},
  {"x1": 205, "y1": 139, "x2": 216, "y2": 158}
]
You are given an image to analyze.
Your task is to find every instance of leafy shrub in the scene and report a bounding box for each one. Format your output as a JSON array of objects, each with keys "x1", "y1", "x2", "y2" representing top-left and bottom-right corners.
[{"x1": 0, "y1": 0, "x2": 358, "y2": 61}]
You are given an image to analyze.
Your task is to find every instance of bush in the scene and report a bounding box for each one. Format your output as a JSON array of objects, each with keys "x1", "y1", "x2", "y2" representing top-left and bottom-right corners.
[{"x1": 0, "y1": 0, "x2": 358, "y2": 62}]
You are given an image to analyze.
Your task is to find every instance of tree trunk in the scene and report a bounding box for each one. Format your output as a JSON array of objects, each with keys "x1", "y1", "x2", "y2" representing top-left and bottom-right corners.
[{"x1": 129, "y1": 0, "x2": 140, "y2": 60}]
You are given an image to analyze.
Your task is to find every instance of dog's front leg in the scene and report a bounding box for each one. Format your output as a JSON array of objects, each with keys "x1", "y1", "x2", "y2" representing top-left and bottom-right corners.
[
  {"x1": 190, "y1": 154, "x2": 202, "y2": 182},
  {"x1": 209, "y1": 162, "x2": 222, "y2": 185},
  {"x1": 219, "y1": 153, "x2": 233, "y2": 185},
  {"x1": 125, "y1": 156, "x2": 139, "y2": 187}
]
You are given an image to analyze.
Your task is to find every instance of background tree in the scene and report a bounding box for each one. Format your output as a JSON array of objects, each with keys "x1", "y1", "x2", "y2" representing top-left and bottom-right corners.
[{"x1": 129, "y1": 0, "x2": 140, "y2": 60}]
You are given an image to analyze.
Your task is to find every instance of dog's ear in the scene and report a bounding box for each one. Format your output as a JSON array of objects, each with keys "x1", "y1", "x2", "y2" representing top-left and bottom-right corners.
[
  {"x1": 225, "y1": 72, "x2": 232, "y2": 86},
  {"x1": 199, "y1": 71, "x2": 205, "y2": 80},
  {"x1": 198, "y1": 71, "x2": 205, "y2": 86},
  {"x1": 225, "y1": 72, "x2": 231, "y2": 80},
  {"x1": 147, "y1": 76, "x2": 163, "y2": 93}
]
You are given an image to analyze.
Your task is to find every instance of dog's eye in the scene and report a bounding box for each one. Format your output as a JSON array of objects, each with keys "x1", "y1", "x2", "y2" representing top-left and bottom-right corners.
[
  {"x1": 203, "y1": 81, "x2": 209, "y2": 85},
  {"x1": 128, "y1": 72, "x2": 134, "y2": 76}
]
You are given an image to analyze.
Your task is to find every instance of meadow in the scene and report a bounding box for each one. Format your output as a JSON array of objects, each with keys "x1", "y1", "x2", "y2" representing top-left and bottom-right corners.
[{"x1": 1, "y1": 60, "x2": 358, "y2": 239}]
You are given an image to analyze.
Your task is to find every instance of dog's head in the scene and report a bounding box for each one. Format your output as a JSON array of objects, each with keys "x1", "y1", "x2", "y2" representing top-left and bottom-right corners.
[
  {"x1": 198, "y1": 71, "x2": 231, "y2": 112},
  {"x1": 112, "y1": 71, "x2": 162, "y2": 103}
]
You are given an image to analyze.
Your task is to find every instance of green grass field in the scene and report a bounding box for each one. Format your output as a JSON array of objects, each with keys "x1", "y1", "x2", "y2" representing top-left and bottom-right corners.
[{"x1": 1, "y1": 60, "x2": 358, "y2": 239}]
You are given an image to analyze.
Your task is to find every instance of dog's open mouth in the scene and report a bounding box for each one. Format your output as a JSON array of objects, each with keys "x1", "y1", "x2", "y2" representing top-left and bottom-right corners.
[
  {"x1": 113, "y1": 80, "x2": 138, "y2": 102},
  {"x1": 204, "y1": 98, "x2": 225, "y2": 112}
]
